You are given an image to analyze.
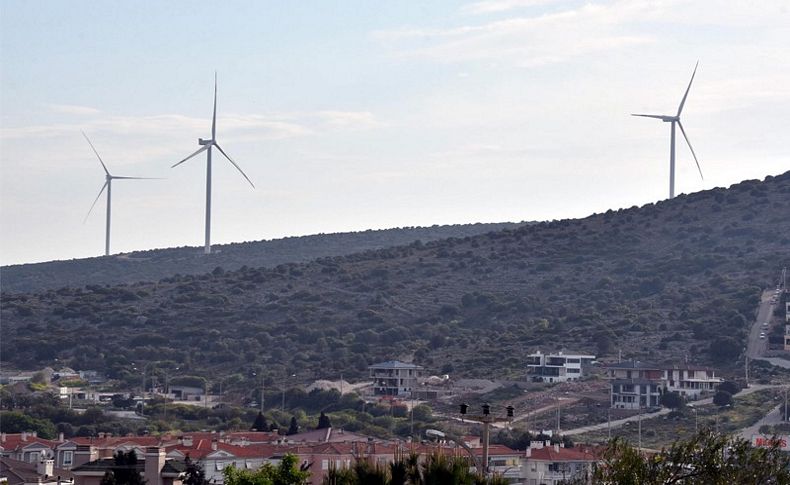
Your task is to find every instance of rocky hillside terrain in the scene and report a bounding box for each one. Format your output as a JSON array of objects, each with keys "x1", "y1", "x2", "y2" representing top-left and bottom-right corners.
[
  {"x1": 1, "y1": 223, "x2": 520, "y2": 293},
  {"x1": 2, "y1": 173, "x2": 788, "y2": 393}
]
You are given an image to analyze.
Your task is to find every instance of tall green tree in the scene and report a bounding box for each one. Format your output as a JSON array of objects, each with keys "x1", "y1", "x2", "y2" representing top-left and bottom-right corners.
[
  {"x1": 252, "y1": 412, "x2": 268, "y2": 432},
  {"x1": 183, "y1": 456, "x2": 209, "y2": 485},
  {"x1": 317, "y1": 412, "x2": 332, "y2": 429},
  {"x1": 287, "y1": 416, "x2": 299, "y2": 435},
  {"x1": 100, "y1": 450, "x2": 146, "y2": 485}
]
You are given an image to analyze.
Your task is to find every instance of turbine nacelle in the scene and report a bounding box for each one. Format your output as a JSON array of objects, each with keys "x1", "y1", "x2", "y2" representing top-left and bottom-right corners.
[{"x1": 198, "y1": 138, "x2": 214, "y2": 146}]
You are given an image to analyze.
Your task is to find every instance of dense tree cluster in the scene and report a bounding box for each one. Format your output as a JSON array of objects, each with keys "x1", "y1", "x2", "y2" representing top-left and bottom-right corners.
[{"x1": 562, "y1": 430, "x2": 790, "y2": 484}]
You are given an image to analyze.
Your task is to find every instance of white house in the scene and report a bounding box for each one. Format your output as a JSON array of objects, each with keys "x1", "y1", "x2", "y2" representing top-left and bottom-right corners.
[
  {"x1": 664, "y1": 365, "x2": 722, "y2": 399},
  {"x1": 522, "y1": 442, "x2": 597, "y2": 485},
  {"x1": 368, "y1": 361, "x2": 423, "y2": 397},
  {"x1": 526, "y1": 351, "x2": 596, "y2": 383}
]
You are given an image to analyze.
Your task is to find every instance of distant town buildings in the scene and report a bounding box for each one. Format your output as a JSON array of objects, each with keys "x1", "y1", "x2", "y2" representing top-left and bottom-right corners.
[
  {"x1": 368, "y1": 361, "x2": 423, "y2": 397},
  {"x1": 1, "y1": 432, "x2": 598, "y2": 485},
  {"x1": 525, "y1": 351, "x2": 596, "y2": 383}
]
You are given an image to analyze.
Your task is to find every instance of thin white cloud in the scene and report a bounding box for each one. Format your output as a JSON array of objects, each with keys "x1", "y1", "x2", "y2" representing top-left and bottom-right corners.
[
  {"x1": 375, "y1": 1, "x2": 663, "y2": 66},
  {"x1": 461, "y1": 0, "x2": 564, "y2": 15},
  {"x1": 0, "y1": 110, "x2": 381, "y2": 141},
  {"x1": 47, "y1": 104, "x2": 102, "y2": 115}
]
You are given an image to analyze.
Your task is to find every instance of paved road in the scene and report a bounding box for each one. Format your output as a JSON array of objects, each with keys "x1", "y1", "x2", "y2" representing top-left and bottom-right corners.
[
  {"x1": 563, "y1": 384, "x2": 779, "y2": 436},
  {"x1": 739, "y1": 402, "x2": 785, "y2": 441},
  {"x1": 746, "y1": 288, "x2": 790, "y2": 368},
  {"x1": 746, "y1": 289, "x2": 775, "y2": 359}
]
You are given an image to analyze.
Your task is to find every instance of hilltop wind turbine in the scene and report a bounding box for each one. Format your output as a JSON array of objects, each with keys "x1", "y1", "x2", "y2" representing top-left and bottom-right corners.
[
  {"x1": 172, "y1": 73, "x2": 254, "y2": 254},
  {"x1": 632, "y1": 61, "x2": 703, "y2": 199},
  {"x1": 83, "y1": 132, "x2": 159, "y2": 256}
]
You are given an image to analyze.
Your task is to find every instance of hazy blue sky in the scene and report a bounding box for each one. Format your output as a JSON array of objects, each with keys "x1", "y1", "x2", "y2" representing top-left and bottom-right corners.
[{"x1": 2, "y1": 0, "x2": 789, "y2": 265}]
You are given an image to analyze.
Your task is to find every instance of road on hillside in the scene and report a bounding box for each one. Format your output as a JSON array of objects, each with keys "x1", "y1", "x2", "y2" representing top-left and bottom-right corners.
[
  {"x1": 738, "y1": 402, "x2": 787, "y2": 441},
  {"x1": 747, "y1": 288, "x2": 790, "y2": 368},
  {"x1": 563, "y1": 384, "x2": 779, "y2": 436},
  {"x1": 746, "y1": 289, "x2": 775, "y2": 359}
]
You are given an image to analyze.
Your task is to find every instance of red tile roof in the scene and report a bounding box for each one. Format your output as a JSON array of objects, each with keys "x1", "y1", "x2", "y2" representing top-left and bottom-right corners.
[
  {"x1": 0, "y1": 435, "x2": 60, "y2": 452},
  {"x1": 526, "y1": 446, "x2": 597, "y2": 462}
]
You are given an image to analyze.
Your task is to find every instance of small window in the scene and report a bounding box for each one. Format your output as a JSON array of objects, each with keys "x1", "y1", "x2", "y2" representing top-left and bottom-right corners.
[
  {"x1": 63, "y1": 451, "x2": 74, "y2": 466},
  {"x1": 321, "y1": 460, "x2": 329, "y2": 470}
]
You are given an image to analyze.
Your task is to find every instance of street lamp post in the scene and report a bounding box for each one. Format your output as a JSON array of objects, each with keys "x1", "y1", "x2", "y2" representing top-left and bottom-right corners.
[
  {"x1": 689, "y1": 405, "x2": 698, "y2": 433},
  {"x1": 459, "y1": 403, "x2": 514, "y2": 475}
]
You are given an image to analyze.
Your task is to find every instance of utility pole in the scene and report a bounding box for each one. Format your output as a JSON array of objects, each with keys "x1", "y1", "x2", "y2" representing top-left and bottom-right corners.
[
  {"x1": 459, "y1": 403, "x2": 514, "y2": 476},
  {"x1": 607, "y1": 408, "x2": 611, "y2": 440},
  {"x1": 637, "y1": 404, "x2": 643, "y2": 451},
  {"x1": 745, "y1": 355, "x2": 749, "y2": 388},
  {"x1": 556, "y1": 397, "x2": 561, "y2": 435}
]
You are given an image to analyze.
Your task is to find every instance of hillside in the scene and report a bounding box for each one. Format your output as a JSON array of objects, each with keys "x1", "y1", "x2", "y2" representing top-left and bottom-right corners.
[
  {"x1": 0, "y1": 223, "x2": 521, "y2": 293},
  {"x1": 2, "y1": 173, "x2": 789, "y2": 393}
]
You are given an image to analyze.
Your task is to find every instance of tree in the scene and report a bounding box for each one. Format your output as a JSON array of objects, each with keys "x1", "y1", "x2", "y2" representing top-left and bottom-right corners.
[
  {"x1": 708, "y1": 337, "x2": 741, "y2": 364},
  {"x1": 713, "y1": 390, "x2": 733, "y2": 407},
  {"x1": 252, "y1": 412, "x2": 268, "y2": 432},
  {"x1": 0, "y1": 411, "x2": 57, "y2": 438},
  {"x1": 317, "y1": 412, "x2": 331, "y2": 429},
  {"x1": 659, "y1": 391, "x2": 683, "y2": 409},
  {"x1": 223, "y1": 454, "x2": 308, "y2": 485},
  {"x1": 183, "y1": 456, "x2": 208, "y2": 485},
  {"x1": 562, "y1": 430, "x2": 790, "y2": 484},
  {"x1": 718, "y1": 380, "x2": 741, "y2": 395},
  {"x1": 319, "y1": 453, "x2": 510, "y2": 485},
  {"x1": 287, "y1": 416, "x2": 299, "y2": 435},
  {"x1": 100, "y1": 450, "x2": 146, "y2": 485}
]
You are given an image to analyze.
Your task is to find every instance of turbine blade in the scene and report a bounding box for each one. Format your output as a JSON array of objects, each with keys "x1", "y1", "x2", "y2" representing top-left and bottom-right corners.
[
  {"x1": 677, "y1": 120, "x2": 703, "y2": 180},
  {"x1": 212, "y1": 72, "x2": 217, "y2": 140},
  {"x1": 677, "y1": 61, "x2": 699, "y2": 117},
  {"x1": 631, "y1": 114, "x2": 666, "y2": 119},
  {"x1": 214, "y1": 142, "x2": 255, "y2": 188},
  {"x1": 171, "y1": 145, "x2": 209, "y2": 168},
  {"x1": 84, "y1": 181, "x2": 108, "y2": 223},
  {"x1": 112, "y1": 176, "x2": 164, "y2": 180},
  {"x1": 82, "y1": 131, "x2": 110, "y2": 175}
]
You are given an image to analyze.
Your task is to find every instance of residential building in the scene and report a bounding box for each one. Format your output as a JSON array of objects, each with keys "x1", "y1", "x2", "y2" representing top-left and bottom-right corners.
[
  {"x1": 605, "y1": 361, "x2": 664, "y2": 409},
  {"x1": 0, "y1": 457, "x2": 74, "y2": 485},
  {"x1": 71, "y1": 447, "x2": 184, "y2": 485},
  {"x1": 522, "y1": 442, "x2": 597, "y2": 485},
  {"x1": 664, "y1": 365, "x2": 722, "y2": 398},
  {"x1": 525, "y1": 351, "x2": 596, "y2": 383},
  {"x1": 368, "y1": 361, "x2": 423, "y2": 397}
]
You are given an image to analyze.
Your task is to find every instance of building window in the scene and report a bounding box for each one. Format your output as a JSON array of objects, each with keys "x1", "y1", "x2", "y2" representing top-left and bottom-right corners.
[
  {"x1": 321, "y1": 460, "x2": 329, "y2": 470},
  {"x1": 63, "y1": 451, "x2": 73, "y2": 466}
]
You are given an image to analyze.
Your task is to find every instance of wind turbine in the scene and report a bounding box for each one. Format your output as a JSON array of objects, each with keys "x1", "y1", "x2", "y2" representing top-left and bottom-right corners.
[
  {"x1": 632, "y1": 61, "x2": 703, "y2": 199},
  {"x1": 172, "y1": 73, "x2": 254, "y2": 254},
  {"x1": 83, "y1": 132, "x2": 159, "y2": 256}
]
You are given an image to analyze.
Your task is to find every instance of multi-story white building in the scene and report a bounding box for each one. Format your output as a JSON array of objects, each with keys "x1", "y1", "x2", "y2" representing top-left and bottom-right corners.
[
  {"x1": 606, "y1": 361, "x2": 722, "y2": 409},
  {"x1": 368, "y1": 361, "x2": 423, "y2": 397},
  {"x1": 525, "y1": 351, "x2": 596, "y2": 383},
  {"x1": 605, "y1": 361, "x2": 664, "y2": 409},
  {"x1": 664, "y1": 365, "x2": 722, "y2": 399}
]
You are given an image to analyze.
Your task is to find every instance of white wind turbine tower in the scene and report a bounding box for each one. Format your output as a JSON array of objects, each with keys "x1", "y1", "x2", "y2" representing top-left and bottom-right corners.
[
  {"x1": 83, "y1": 132, "x2": 159, "y2": 256},
  {"x1": 632, "y1": 61, "x2": 704, "y2": 199},
  {"x1": 172, "y1": 73, "x2": 255, "y2": 254}
]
